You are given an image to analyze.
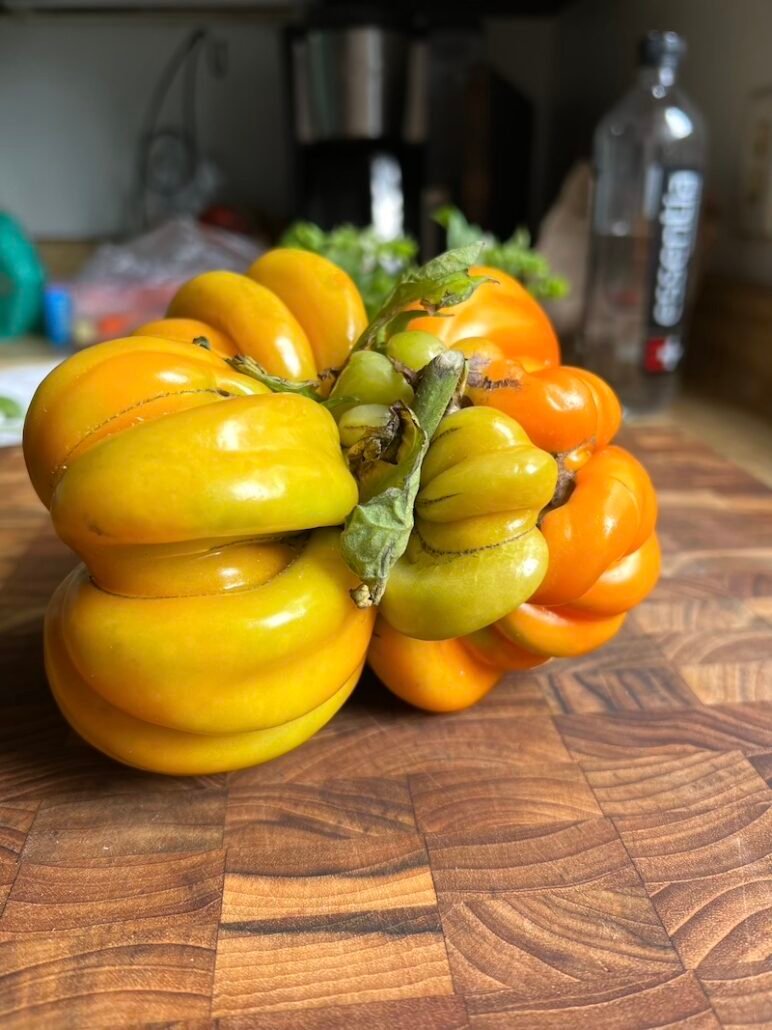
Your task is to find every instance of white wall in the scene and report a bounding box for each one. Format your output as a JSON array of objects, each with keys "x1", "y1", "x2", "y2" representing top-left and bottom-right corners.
[
  {"x1": 553, "y1": 0, "x2": 772, "y2": 281},
  {"x1": 0, "y1": 16, "x2": 289, "y2": 239},
  {"x1": 0, "y1": 13, "x2": 559, "y2": 241}
]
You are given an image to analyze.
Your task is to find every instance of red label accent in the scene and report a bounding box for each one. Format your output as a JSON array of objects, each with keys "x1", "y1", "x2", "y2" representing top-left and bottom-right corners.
[{"x1": 644, "y1": 335, "x2": 683, "y2": 374}]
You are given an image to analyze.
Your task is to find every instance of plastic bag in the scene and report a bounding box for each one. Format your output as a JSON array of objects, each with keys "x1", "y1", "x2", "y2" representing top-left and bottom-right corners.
[
  {"x1": 77, "y1": 216, "x2": 262, "y2": 283},
  {"x1": 44, "y1": 217, "x2": 264, "y2": 348}
]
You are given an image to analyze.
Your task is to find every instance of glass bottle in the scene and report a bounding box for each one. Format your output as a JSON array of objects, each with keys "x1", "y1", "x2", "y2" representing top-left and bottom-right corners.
[{"x1": 580, "y1": 30, "x2": 706, "y2": 415}]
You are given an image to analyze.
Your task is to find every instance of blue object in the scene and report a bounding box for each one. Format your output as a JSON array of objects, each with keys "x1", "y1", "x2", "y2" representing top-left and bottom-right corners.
[{"x1": 43, "y1": 284, "x2": 73, "y2": 347}]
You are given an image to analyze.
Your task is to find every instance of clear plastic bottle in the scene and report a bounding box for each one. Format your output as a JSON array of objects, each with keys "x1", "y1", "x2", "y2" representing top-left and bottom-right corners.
[{"x1": 579, "y1": 31, "x2": 706, "y2": 415}]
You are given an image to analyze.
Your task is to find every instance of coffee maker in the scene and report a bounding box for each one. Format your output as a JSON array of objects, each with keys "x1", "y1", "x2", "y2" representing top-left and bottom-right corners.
[
  {"x1": 289, "y1": 8, "x2": 425, "y2": 240},
  {"x1": 288, "y1": 4, "x2": 534, "y2": 253}
]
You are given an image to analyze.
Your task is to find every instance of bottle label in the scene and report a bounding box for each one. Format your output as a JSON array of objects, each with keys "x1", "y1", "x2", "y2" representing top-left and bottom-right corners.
[{"x1": 644, "y1": 167, "x2": 703, "y2": 374}]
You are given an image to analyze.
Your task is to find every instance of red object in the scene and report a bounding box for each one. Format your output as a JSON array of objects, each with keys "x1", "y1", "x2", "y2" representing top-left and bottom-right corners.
[
  {"x1": 644, "y1": 335, "x2": 683, "y2": 373},
  {"x1": 199, "y1": 205, "x2": 252, "y2": 236}
]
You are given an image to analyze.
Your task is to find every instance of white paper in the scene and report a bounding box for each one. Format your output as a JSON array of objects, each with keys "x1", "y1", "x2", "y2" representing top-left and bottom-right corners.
[{"x1": 0, "y1": 360, "x2": 62, "y2": 447}]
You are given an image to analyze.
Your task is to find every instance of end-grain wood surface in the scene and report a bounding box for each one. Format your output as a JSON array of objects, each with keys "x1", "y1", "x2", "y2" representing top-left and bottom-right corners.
[{"x1": 0, "y1": 424, "x2": 771, "y2": 1029}]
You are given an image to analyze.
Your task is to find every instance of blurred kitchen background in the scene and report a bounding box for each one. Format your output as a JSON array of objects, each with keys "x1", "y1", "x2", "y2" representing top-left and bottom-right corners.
[{"x1": 0, "y1": 0, "x2": 771, "y2": 454}]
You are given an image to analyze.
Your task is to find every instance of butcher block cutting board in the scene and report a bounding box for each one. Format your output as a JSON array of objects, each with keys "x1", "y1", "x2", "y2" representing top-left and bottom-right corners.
[{"x1": 0, "y1": 424, "x2": 771, "y2": 1029}]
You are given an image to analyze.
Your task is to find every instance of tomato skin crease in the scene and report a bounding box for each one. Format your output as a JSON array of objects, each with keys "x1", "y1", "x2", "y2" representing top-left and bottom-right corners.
[{"x1": 379, "y1": 405, "x2": 558, "y2": 641}]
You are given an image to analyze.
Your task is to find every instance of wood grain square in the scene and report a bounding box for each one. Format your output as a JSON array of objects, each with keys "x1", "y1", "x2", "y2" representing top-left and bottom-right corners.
[
  {"x1": 226, "y1": 718, "x2": 381, "y2": 786},
  {"x1": 679, "y1": 662, "x2": 772, "y2": 705},
  {"x1": 409, "y1": 764, "x2": 601, "y2": 835},
  {"x1": 749, "y1": 751, "x2": 772, "y2": 787},
  {"x1": 253, "y1": 713, "x2": 570, "y2": 784},
  {"x1": 616, "y1": 800, "x2": 772, "y2": 882},
  {"x1": 701, "y1": 967, "x2": 772, "y2": 1029},
  {"x1": 557, "y1": 706, "x2": 772, "y2": 760},
  {"x1": 222, "y1": 835, "x2": 435, "y2": 924},
  {"x1": 439, "y1": 884, "x2": 680, "y2": 1000},
  {"x1": 0, "y1": 848, "x2": 225, "y2": 933},
  {"x1": 0, "y1": 804, "x2": 37, "y2": 862},
  {"x1": 533, "y1": 625, "x2": 667, "y2": 677},
  {"x1": 582, "y1": 751, "x2": 771, "y2": 818},
  {"x1": 657, "y1": 549, "x2": 772, "y2": 601},
  {"x1": 0, "y1": 748, "x2": 224, "y2": 807},
  {"x1": 217, "y1": 995, "x2": 470, "y2": 1029},
  {"x1": 0, "y1": 803, "x2": 34, "y2": 912},
  {"x1": 630, "y1": 599, "x2": 762, "y2": 634},
  {"x1": 0, "y1": 860, "x2": 18, "y2": 915},
  {"x1": 213, "y1": 908, "x2": 454, "y2": 1017},
  {"x1": 615, "y1": 802, "x2": 772, "y2": 972},
  {"x1": 22, "y1": 790, "x2": 226, "y2": 861},
  {"x1": 0, "y1": 921, "x2": 219, "y2": 1029},
  {"x1": 0, "y1": 750, "x2": 118, "y2": 806},
  {"x1": 426, "y1": 818, "x2": 636, "y2": 895},
  {"x1": 540, "y1": 663, "x2": 697, "y2": 715},
  {"x1": 225, "y1": 777, "x2": 415, "y2": 847},
  {"x1": 461, "y1": 675, "x2": 553, "y2": 718},
  {"x1": 465, "y1": 971, "x2": 719, "y2": 1029},
  {"x1": 653, "y1": 628, "x2": 772, "y2": 666},
  {"x1": 650, "y1": 859, "x2": 772, "y2": 975},
  {"x1": 639, "y1": 450, "x2": 766, "y2": 492},
  {"x1": 657, "y1": 507, "x2": 772, "y2": 551}
]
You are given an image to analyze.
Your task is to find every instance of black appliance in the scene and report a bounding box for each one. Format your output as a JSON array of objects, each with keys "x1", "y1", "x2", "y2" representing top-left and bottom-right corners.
[{"x1": 288, "y1": 6, "x2": 534, "y2": 253}]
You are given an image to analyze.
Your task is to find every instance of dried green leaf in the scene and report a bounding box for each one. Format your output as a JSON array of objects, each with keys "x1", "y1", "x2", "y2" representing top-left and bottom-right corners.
[{"x1": 340, "y1": 350, "x2": 465, "y2": 606}]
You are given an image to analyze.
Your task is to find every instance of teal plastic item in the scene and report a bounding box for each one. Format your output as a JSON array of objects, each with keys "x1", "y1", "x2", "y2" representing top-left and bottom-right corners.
[{"x1": 0, "y1": 213, "x2": 45, "y2": 339}]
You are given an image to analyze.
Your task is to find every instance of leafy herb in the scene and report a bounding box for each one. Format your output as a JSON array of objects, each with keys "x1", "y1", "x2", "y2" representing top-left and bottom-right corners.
[
  {"x1": 434, "y1": 205, "x2": 569, "y2": 300},
  {"x1": 281, "y1": 210, "x2": 568, "y2": 311},
  {"x1": 354, "y1": 244, "x2": 488, "y2": 354},
  {"x1": 341, "y1": 350, "x2": 465, "y2": 607},
  {"x1": 279, "y1": 221, "x2": 418, "y2": 317}
]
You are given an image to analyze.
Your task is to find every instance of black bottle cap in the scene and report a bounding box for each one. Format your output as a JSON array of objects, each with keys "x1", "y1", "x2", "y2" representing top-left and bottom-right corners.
[{"x1": 638, "y1": 30, "x2": 687, "y2": 68}]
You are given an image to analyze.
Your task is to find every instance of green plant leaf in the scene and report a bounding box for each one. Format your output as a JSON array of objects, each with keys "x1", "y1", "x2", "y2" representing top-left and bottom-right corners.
[
  {"x1": 434, "y1": 205, "x2": 569, "y2": 301},
  {"x1": 354, "y1": 243, "x2": 488, "y2": 354}
]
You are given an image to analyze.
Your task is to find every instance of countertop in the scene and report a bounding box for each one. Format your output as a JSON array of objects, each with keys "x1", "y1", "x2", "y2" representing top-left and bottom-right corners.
[{"x1": 1, "y1": 422, "x2": 771, "y2": 1028}]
